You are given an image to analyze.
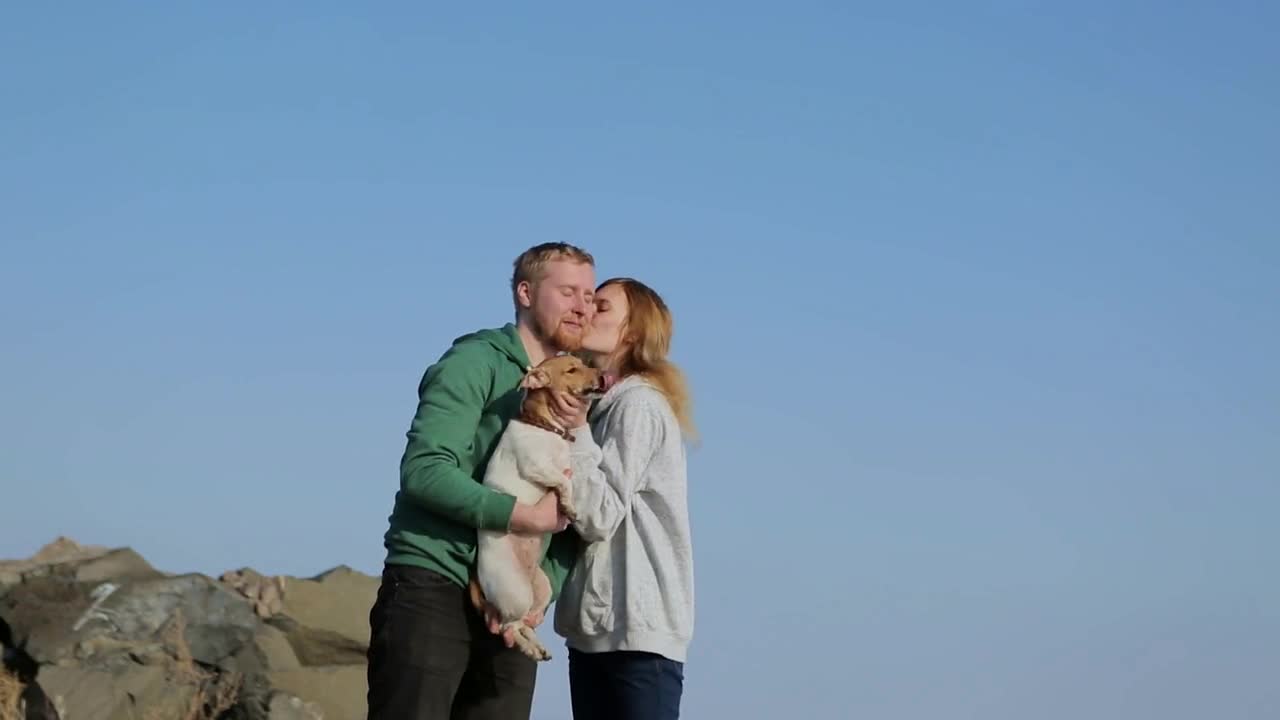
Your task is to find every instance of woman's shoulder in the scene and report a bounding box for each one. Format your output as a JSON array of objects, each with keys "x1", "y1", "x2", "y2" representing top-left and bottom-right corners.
[
  {"x1": 607, "y1": 375, "x2": 667, "y2": 405},
  {"x1": 602, "y1": 376, "x2": 677, "y2": 424}
]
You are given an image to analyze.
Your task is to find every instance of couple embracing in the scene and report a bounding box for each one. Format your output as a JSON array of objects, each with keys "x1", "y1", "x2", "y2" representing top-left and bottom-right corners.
[{"x1": 367, "y1": 243, "x2": 695, "y2": 720}]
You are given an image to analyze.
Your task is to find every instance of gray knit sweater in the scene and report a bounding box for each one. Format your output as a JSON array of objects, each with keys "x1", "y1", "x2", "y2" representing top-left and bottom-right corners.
[{"x1": 554, "y1": 375, "x2": 695, "y2": 663}]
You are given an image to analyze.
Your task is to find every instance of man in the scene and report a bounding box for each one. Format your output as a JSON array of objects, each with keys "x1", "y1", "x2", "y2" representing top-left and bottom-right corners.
[{"x1": 367, "y1": 243, "x2": 596, "y2": 719}]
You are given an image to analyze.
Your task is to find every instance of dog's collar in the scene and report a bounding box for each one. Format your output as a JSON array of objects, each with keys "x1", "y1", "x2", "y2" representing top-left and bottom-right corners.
[{"x1": 516, "y1": 415, "x2": 575, "y2": 442}]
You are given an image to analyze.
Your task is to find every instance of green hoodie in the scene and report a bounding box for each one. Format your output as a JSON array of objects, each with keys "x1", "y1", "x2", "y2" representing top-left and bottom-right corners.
[{"x1": 382, "y1": 323, "x2": 579, "y2": 599}]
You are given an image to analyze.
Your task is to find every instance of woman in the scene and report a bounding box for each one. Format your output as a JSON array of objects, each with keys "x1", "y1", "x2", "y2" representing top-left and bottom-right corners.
[{"x1": 555, "y1": 277, "x2": 697, "y2": 720}]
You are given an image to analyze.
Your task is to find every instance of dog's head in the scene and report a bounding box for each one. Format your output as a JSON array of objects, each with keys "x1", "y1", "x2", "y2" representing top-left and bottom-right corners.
[{"x1": 519, "y1": 354, "x2": 613, "y2": 400}]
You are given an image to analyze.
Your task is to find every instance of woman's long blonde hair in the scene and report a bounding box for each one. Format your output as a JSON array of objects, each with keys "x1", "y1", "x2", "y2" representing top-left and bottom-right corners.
[{"x1": 599, "y1": 277, "x2": 697, "y2": 441}]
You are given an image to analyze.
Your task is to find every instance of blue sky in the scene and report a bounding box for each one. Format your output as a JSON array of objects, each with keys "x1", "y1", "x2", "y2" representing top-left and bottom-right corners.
[{"x1": 2, "y1": 3, "x2": 1277, "y2": 718}]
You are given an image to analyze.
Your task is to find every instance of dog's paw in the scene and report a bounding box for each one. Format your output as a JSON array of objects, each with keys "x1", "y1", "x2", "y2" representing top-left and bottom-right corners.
[
  {"x1": 552, "y1": 485, "x2": 577, "y2": 523},
  {"x1": 505, "y1": 622, "x2": 553, "y2": 662},
  {"x1": 518, "y1": 625, "x2": 552, "y2": 661}
]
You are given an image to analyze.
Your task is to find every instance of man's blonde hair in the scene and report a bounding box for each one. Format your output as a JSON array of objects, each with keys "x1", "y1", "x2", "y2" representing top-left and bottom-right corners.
[{"x1": 511, "y1": 242, "x2": 596, "y2": 312}]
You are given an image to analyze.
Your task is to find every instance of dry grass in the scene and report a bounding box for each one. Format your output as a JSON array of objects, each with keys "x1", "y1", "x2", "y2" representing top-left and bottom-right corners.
[
  {"x1": 188, "y1": 672, "x2": 241, "y2": 720},
  {"x1": 0, "y1": 669, "x2": 22, "y2": 720},
  {"x1": 141, "y1": 671, "x2": 241, "y2": 720},
  {"x1": 151, "y1": 610, "x2": 244, "y2": 720},
  {"x1": 160, "y1": 610, "x2": 204, "y2": 687},
  {"x1": 0, "y1": 669, "x2": 65, "y2": 720}
]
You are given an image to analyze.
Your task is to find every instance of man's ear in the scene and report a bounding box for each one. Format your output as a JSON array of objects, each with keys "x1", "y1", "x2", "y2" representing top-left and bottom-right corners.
[
  {"x1": 519, "y1": 368, "x2": 550, "y2": 390},
  {"x1": 515, "y1": 281, "x2": 534, "y2": 310}
]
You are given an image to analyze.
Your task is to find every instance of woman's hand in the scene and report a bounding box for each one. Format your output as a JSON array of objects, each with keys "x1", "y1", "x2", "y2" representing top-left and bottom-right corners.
[{"x1": 551, "y1": 390, "x2": 589, "y2": 429}]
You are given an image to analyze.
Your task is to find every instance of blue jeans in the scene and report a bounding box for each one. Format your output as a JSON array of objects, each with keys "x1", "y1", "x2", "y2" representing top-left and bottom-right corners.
[{"x1": 568, "y1": 648, "x2": 684, "y2": 720}]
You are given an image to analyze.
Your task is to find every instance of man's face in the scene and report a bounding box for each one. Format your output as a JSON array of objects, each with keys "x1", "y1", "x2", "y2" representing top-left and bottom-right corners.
[{"x1": 520, "y1": 259, "x2": 596, "y2": 352}]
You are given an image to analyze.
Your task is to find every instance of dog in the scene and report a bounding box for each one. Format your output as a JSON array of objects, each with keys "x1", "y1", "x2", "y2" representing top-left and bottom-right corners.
[{"x1": 470, "y1": 354, "x2": 610, "y2": 661}]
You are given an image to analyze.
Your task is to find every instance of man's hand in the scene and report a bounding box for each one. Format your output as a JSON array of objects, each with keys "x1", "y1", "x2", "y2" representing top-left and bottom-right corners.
[
  {"x1": 483, "y1": 603, "x2": 545, "y2": 634},
  {"x1": 551, "y1": 390, "x2": 589, "y2": 430},
  {"x1": 508, "y1": 489, "x2": 571, "y2": 534},
  {"x1": 483, "y1": 602, "x2": 548, "y2": 649}
]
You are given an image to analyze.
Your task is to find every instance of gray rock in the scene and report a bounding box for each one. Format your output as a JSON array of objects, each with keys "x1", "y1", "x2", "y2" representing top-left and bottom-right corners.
[
  {"x1": 1, "y1": 539, "x2": 378, "y2": 720},
  {"x1": 251, "y1": 624, "x2": 302, "y2": 672},
  {"x1": 266, "y1": 692, "x2": 325, "y2": 720},
  {"x1": 38, "y1": 665, "x2": 198, "y2": 720},
  {"x1": 1, "y1": 576, "x2": 95, "y2": 666},
  {"x1": 1, "y1": 572, "x2": 259, "y2": 669}
]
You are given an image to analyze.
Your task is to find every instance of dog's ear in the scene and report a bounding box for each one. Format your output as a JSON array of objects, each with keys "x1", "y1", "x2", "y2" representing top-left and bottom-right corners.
[{"x1": 519, "y1": 368, "x2": 551, "y2": 390}]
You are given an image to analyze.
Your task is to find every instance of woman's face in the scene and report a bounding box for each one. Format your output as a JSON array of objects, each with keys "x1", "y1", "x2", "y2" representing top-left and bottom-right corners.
[{"x1": 580, "y1": 283, "x2": 629, "y2": 357}]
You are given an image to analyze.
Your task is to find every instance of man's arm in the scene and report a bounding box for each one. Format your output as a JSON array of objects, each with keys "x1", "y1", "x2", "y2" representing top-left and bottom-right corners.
[{"x1": 399, "y1": 344, "x2": 516, "y2": 531}]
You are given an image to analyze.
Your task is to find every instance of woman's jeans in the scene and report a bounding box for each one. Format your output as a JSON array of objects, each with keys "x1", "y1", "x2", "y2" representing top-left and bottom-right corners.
[{"x1": 568, "y1": 647, "x2": 684, "y2": 720}]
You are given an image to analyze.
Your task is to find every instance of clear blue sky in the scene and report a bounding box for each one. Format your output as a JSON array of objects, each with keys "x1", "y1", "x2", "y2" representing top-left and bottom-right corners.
[{"x1": 3, "y1": 3, "x2": 1277, "y2": 718}]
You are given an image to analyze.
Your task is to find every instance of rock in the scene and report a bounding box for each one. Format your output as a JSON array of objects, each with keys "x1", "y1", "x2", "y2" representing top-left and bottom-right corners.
[
  {"x1": 0, "y1": 537, "x2": 111, "y2": 593},
  {"x1": 266, "y1": 692, "x2": 324, "y2": 720},
  {"x1": 220, "y1": 569, "x2": 287, "y2": 619},
  {"x1": 0, "y1": 539, "x2": 376, "y2": 720},
  {"x1": 30, "y1": 538, "x2": 110, "y2": 565},
  {"x1": 265, "y1": 616, "x2": 367, "y2": 668},
  {"x1": 71, "y1": 549, "x2": 162, "y2": 585},
  {"x1": 1, "y1": 573, "x2": 260, "y2": 669},
  {"x1": 270, "y1": 566, "x2": 377, "y2": 667},
  {"x1": 281, "y1": 566, "x2": 377, "y2": 647},
  {"x1": 251, "y1": 624, "x2": 302, "y2": 672},
  {"x1": 1, "y1": 577, "x2": 97, "y2": 666},
  {"x1": 267, "y1": 666, "x2": 366, "y2": 720},
  {"x1": 38, "y1": 665, "x2": 198, "y2": 720}
]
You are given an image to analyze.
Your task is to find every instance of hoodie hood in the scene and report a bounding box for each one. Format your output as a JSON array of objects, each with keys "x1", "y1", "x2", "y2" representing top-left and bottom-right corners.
[
  {"x1": 589, "y1": 374, "x2": 655, "y2": 421},
  {"x1": 451, "y1": 323, "x2": 530, "y2": 371}
]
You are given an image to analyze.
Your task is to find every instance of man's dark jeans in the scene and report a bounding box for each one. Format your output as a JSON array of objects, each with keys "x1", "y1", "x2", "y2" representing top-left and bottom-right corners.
[
  {"x1": 568, "y1": 647, "x2": 685, "y2": 720},
  {"x1": 367, "y1": 564, "x2": 537, "y2": 720}
]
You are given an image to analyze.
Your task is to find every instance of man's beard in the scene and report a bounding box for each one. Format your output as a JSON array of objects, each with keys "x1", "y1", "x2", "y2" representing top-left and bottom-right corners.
[{"x1": 538, "y1": 315, "x2": 585, "y2": 353}]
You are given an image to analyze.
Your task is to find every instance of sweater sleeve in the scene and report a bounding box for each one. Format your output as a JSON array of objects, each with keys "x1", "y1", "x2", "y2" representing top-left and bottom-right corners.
[
  {"x1": 568, "y1": 395, "x2": 663, "y2": 543},
  {"x1": 398, "y1": 345, "x2": 518, "y2": 531},
  {"x1": 539, "y1": 528, "x2": 582, "y2": 603}
]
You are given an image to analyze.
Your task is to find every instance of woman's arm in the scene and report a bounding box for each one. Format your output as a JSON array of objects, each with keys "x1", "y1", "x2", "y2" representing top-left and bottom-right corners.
[{"x1": 566, "y1": 393, "x2": 665, "y2": 543}]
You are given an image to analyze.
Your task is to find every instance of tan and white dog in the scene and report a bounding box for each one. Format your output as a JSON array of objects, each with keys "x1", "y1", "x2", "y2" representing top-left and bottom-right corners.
[{"x1": 470, "y1": 354, "x2": 610, "y2": 661}]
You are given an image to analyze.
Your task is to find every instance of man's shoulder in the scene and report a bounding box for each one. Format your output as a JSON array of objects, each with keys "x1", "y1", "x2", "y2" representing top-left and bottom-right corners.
[
  {"x1": 419, "y1": 324, "x2": 524, "y2": 398},
  {"x1": 433, "y1": 324, "x2": 515, "y2": 365}
]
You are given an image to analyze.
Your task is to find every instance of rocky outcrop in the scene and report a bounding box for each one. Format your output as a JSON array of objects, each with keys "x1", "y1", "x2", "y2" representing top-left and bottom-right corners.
[{"x1": 0, "y1": 538, "x2": 378, "y2": 720}]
